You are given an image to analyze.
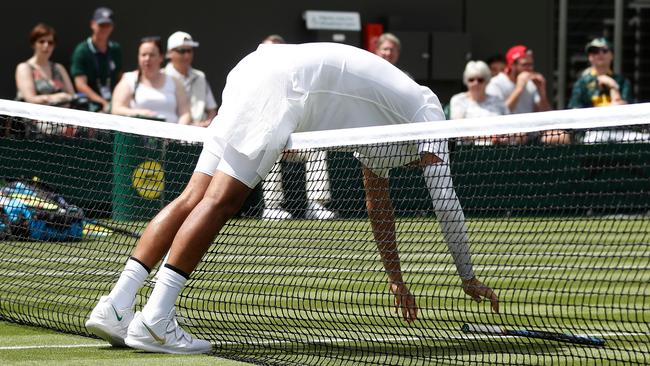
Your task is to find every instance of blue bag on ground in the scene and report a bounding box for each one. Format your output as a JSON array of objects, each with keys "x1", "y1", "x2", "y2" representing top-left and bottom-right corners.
[{"x1": 0, "y1": 180, "x2": 84, "y2": 241}]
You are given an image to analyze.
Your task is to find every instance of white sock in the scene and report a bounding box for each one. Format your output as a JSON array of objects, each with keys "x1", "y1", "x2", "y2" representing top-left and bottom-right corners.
[
  {"x1": 108, "y1": 258, "x2": 150, "y2": 309},
  {"x1": 142, "y1": 265, "x2": 187, "y2": 324}
]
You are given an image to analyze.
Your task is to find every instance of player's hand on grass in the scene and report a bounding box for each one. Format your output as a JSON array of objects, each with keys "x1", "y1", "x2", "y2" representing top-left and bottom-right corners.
[
  {"x1": 389, "y1": 281, "x2": 417, "y2": 323},
  {"x1": 462, "y1": 277, "x2": 499, "y2": 313}
]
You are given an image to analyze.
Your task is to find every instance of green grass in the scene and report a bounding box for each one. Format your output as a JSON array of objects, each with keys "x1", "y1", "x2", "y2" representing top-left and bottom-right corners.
[
  {"x1": 0, "y1": 320, "x2": 251, "y2": 366},
  {"x1": 1, "y1": 216, "x2": 649, "y2": 365}
]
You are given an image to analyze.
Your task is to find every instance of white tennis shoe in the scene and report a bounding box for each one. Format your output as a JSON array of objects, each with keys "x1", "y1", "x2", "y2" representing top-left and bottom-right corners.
[
  {"x1": 125, "y1": 309, "x2": 212, "y2": 354},
  {"x1": 262, "y1": 208, "x2": 293, "y2": 220},
  {"x1": 85, "y1": 296, "x2": 134, "y2": 347},
  {"x1": 305, "y1": 201, "x2": 336, "y2": 220}
]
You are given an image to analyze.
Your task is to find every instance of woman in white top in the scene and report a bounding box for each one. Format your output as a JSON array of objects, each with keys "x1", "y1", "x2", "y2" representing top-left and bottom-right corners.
[
  {"x1": 112, "y1": 36, "x2": 191, "y2": 124},
  {"x1": 450, "y1": 60, "x2": 506, "y2": 119},
  {"x1": 449, "y1": 60, "x2": 513, "y2": 144}
]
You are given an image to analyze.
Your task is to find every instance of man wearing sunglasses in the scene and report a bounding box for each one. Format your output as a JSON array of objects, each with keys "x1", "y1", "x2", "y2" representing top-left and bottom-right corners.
[
  {"x1": 568, "y1": 37, "x2": 632, "y2": 108},
  {"x1": 164, "y1": 31, "x2": 218, "y2": 127}
]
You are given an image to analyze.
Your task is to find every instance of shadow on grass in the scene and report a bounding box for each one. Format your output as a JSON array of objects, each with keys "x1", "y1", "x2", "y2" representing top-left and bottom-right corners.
[{"x1": 209, "y1": 338, "x2": 574, "y2": 365}]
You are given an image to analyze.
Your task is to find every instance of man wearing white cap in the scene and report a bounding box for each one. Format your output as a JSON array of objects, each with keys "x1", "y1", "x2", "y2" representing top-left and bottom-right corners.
[{"x1": 164, "y1": 31, "x2": 218, "y2": 127}]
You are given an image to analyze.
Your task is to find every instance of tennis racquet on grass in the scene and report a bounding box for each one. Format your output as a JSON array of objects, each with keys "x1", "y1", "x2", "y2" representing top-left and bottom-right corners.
[
  {"x1": 84, "y1": 219, "x2": 142, "y2": 239},
  {"x1": 461, "y1": 323, "x2": 606, "y2": 346}
]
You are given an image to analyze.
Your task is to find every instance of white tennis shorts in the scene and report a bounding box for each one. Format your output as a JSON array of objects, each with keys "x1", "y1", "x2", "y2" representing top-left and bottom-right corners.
[{"x1": 194, "y1": 145, "x2": 266, "y2": 188}]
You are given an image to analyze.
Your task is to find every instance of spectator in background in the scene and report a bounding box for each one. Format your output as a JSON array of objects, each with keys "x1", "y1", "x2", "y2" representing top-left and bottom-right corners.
[
  {"x1": 259, "y1": 34, "x2": 336, "y2": 220},
  {"x1": 487, "y1": 45, "x2": 550, "y2": 114},
  {"x1": 450, "y1": 61, "x2": 506, "y2": 120},
  {"x1": 449, "y1": 61, "x2": 507, "y2": 145},
  {"x1": 15, "y1": 23, "x2": 75, "y2": 106},
  {"x1": 70, "y1": 7, "x2": 123, "y2": 112},
  {"x1": 164, "y1": 31, "x2": 218, "y2": 127},
  {"x1": 568, "y1": 37, "x2": 631, "y2": 108},
  {"x1": 375, "y1": 33, "x2": 401, "y2": 65},
  {"x1": 374, "y1": 33, "x2": 413, "y2": 79},
  {"x1": 263, "y1": 34, "x2": 285, "y2": 44},
  {"x1": 15, "y1": 23, "x2": 77, "y2": 137},
  {"x1": 487, "y1": 45, "x2": 569, "y2": 144},
  {"x1": 111, "y1": 37, "x2": 191, "y2": 124},
  {"x1": 485, "y1": 54, "x2": 506, "y2": 77}
]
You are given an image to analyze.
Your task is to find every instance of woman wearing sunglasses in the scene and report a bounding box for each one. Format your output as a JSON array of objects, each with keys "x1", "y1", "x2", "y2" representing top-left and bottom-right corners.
[
  {"x1": 15, "y1": 23, "x2": 76, "y2": 106},
  {"x1": 449, "y1": 60, "x2": 508, "y2": 144}
]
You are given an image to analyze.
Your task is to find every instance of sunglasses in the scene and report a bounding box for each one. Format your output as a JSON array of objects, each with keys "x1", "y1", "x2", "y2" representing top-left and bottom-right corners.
[
  {"x1": 174, "y1": 48, "x2": 193, "y2": 55},
  {"x1": 588, "y1": 48, "x2": 610, "y2": 55},
  {"x1": 37, "y1": 39, "x2": 55, "y2": 45},
  {"x1": 467, "y1": 77, "x2": 485, "y2": 83}
]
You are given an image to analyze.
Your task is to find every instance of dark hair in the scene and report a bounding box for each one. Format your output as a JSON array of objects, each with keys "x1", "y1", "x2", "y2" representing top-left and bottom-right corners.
[
  {"x1": 139, "y1": 36, "x2": 164, "y2": 55},
  {"x1": 29, "y1": 23, "x2": 56, "y2": 45}
]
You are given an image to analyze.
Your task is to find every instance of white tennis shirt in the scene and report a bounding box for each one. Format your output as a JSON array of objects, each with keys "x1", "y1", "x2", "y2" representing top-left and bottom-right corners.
[{"x1": 204, "y1": 42, "x2": 446, "y2": 177}]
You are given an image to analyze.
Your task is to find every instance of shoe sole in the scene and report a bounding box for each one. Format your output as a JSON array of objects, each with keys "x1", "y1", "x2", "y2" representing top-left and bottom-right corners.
[
  {"x1": 305, "y1": 214, "x2": 336, "y2": 220},
  {"x1": 125, "y1": 337, "x2": 212, "y2": 354},
  {"x1": 85, "y1": 320, "x2": 127, "y2": 347}
]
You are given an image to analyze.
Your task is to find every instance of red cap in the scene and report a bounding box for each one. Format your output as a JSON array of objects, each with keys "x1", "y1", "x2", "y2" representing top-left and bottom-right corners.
[{"x1": 505, "y1": 45, "x2": 531, "y2": 72}]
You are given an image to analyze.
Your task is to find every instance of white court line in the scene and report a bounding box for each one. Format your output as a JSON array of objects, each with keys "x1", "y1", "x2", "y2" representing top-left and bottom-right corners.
[
  {"x1": 3, "y1": 249, "x2": 648, "y2": 266},
  {"x1": 0, "y1": 343, "x2": 101, "y2": 350},
  {"x1": 2, "y1": 263, "x2": 648, "y2": 279}
]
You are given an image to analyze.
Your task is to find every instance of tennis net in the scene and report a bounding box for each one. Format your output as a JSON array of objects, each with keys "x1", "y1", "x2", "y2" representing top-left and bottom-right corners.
[{"x1": 0, "y1": 99, "x2": 649, "y2": 365}]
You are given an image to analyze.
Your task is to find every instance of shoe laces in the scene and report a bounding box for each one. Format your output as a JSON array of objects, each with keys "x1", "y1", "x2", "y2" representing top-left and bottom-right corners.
[{"x1": 165, "y1": 309, "x2": 193, "y2": 342}]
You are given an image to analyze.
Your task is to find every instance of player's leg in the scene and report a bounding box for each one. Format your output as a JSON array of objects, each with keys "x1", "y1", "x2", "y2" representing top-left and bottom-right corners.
[
  {"x1": 162, "y1": 171, "x2": 252, "y2": 274},
  {"x1": 86, "y1": 171, "x2": 212, "y2": 346},
  {"x1": 131, "y1": 173, "x2": 214, "y2": 269},
  {"x1": 125, "y1": 145, "x2": 261, "y2": 354},
  {"x1": 261, "y1": 156, "x2": 292, "y2": 219},
  {"x1": 304, "y1": 150, "x2": 336, "y2": 219}
]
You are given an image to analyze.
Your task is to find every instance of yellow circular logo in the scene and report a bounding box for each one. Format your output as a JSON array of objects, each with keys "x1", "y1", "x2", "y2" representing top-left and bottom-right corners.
[{"x1": 132, "y1": 161, "x2": 165, "y2": 199}]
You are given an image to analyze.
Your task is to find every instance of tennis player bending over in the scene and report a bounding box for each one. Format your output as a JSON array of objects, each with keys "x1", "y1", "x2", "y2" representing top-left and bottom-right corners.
[{"x1": 86, "y1": 42, "x2": 499, "y2": 354}]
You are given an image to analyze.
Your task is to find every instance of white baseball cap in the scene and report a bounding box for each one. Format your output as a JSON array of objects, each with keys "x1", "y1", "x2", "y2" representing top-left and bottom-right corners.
[{"x1": 167, "y1": 31, "x2": 199, "y2": 51}]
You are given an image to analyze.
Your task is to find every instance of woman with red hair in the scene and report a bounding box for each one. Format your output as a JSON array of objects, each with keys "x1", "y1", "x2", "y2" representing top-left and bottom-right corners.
[{"x1": 15, "y1": 23, "x2": 75, "y2": 106}]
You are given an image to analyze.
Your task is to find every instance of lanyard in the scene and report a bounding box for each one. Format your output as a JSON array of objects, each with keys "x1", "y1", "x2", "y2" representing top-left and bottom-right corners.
[{"x1": 86, "y1": 38, "x2": 114, "y2": 89}]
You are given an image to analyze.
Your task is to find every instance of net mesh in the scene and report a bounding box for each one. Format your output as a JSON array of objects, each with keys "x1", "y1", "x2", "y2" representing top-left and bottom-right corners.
[{"x1": 1, "y1": 100, "x2": 649, "y2": 365}]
